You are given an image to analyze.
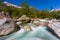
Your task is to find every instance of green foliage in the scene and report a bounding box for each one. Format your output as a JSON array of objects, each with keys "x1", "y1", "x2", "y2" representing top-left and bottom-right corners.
[
  {"x1": 0, "y1": 0, "x2": 3, "y2": 3},
  {"x1": 0, "y1": 0, "x2": 3, "y2": 12},
  {"x1": 0, "y1": 1, "x2": 60, "y2": 19}
]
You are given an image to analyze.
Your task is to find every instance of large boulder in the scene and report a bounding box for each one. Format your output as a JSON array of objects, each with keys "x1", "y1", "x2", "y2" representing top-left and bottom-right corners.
[
  {"x1": 16, "y1": 15, "x2": 31, "y2": 25},
  {"x1": 0, "y1": 17, "x2": 15, "y2": 36},
  {"x1": 0, "y1": 12, "x2": 16, "y2": 37},
  {"x1": 18, "y1": 15, "x2": 30, "y2": 21},
  {"x1": 48, "y1": 20, "x2": 60, "y2": 38},
  {"x1": 32, "y1": 19, "x2": 49, "y2": 26}
]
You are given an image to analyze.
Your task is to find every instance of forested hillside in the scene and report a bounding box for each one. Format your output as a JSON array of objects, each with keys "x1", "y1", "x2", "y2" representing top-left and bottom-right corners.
[{"x1": 0, "y1": 0, "x2": 60, "y2": 19}]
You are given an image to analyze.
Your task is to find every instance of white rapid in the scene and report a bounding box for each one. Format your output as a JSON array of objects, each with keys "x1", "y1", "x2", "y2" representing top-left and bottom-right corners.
[
  {"x1": 0, "y1": 24, "x2": 59, "y2": 40},
  {"x1": 0, "y1": 23, "x2": 59, "y2": 40}
]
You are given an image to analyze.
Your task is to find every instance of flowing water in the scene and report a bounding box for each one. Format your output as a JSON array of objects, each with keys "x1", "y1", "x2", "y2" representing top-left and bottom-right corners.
[{"x1": 0, "y1": 23, "x2": 59, "y2": 40}]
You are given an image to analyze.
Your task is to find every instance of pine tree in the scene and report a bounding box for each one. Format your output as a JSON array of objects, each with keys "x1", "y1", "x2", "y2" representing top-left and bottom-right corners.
[{"x1": 20, "y1": 0, "x2": 29, "y2": 16}]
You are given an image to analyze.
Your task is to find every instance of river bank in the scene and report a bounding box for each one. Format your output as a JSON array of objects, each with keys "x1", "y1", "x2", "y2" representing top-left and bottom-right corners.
[
  {"x1": 0, "y1": 12, "x2": 60, "y2": 40},
  {"x1": 0, "y1": 23, "x2": 59, "y2": 40}
]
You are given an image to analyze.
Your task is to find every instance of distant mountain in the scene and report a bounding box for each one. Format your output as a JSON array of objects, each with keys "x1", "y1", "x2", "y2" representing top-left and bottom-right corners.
[
  {"x1": 50, "y1": 9, "x2": 60, "y2": 12},
  {"x1": 3, "y1": 1, "x2": 39, "y2": 13},
  {"x1": 3, "y1": 1, "x2": 22, "y2": 8}
]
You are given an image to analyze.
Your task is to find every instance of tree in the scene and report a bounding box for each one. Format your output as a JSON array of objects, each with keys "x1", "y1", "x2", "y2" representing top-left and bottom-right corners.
[
  {"x1": 20, "y1": 0, "x2": 29, "y2": 15},
  {"x1": 0, "y1": 0, "x2": 3, "y2": 3},
  {"x1": 0, "y1": 0, "x2": 3, "y2": 11},
  {"x1": 38, "y1": 9, "x2": 49, "y2": 18}
]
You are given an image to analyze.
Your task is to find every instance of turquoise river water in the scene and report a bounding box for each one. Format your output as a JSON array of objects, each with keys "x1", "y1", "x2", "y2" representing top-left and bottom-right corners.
[{"x1": 0, "y1": 23, "x2": 59, "y2": 40}]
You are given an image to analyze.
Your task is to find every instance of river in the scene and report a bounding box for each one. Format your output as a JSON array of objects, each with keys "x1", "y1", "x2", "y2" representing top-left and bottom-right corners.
[{"x1": 0, "y1": 23, "x2": 59, "y2": 40}]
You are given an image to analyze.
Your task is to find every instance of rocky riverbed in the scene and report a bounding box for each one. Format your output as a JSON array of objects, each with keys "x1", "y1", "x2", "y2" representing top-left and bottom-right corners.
[
  {"x1": 0, "y1": 12, "x2": 60, "y2": 40},
  {"x1": 0, "y1": 12, "x2": 20, "y2": 37},
  {"x1": 0, "y1": 23, "x2": 59, "y2": 40}
]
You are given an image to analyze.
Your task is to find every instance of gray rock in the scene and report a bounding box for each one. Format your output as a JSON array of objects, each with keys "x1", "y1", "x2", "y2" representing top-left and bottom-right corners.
[
  {"x1": 0, "y1": 17, "x2": 15, "y2": 37},
  {"x1": 48, "y1": 21, "x2": 60, "y2": 38},
  {"x1": 18, "y1": 15, "x2": 30, "y2": 21},
  {"x1": 16, "y1": 15, "x2": 31, "y2": 24}
]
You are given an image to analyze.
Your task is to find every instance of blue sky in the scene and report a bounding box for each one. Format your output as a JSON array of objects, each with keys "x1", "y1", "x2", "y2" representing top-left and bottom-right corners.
[{"x1": 4, "y1": 0, "x2": 60, "y2": 10}]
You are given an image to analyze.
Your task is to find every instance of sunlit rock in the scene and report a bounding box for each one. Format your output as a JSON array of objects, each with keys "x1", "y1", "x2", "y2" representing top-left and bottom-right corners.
[
  {"x1": 17, "y1": 15, "x2": 31, "y2": 23},
  {"x1": 48, "y1": 20, "x2": 60, "y2": 38},
  {"x1": 32, "y1": 19, "x2": 49, "y2": 26},
  {"x1": 22, "y1": 26, "x2": 31, "y2": 31},
  {"x1": 16, "y1": 22, "x2": 22, "y2": 25}
]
